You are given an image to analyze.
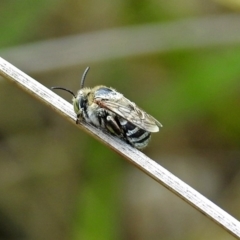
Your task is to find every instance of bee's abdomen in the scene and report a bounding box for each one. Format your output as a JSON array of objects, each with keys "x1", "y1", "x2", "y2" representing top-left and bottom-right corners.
[{"x1": 119, "y1": 119, "x2": 151, "y2": 149}]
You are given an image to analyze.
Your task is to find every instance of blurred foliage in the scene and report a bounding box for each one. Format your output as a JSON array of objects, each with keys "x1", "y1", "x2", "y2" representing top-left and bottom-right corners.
[
  {"x1": 0, "y1": 0, "x2": 240, "y2": 240},
  {"x1": 0, "y1": 0, "x2": 59, "y2": 47}
]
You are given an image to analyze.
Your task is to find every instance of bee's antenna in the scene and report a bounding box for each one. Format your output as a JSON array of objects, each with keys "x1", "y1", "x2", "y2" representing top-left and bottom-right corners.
[
  {"x1": 80, "y1": 67, "x2": 90, "y2": 89},
  {"x1": 51, "y1": 87, "x2": 76, "y2": 98}
]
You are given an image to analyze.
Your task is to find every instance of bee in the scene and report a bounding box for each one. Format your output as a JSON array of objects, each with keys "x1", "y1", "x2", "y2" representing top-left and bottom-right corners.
[{"x1": 52, "y1": 67, "x2": 162, "y2": 149}]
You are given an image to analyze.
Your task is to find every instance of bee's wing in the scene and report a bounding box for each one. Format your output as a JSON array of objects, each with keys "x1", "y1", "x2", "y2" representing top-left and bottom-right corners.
[{"x1": 95, "y1": 92, "x2": 162, "y2": 132}]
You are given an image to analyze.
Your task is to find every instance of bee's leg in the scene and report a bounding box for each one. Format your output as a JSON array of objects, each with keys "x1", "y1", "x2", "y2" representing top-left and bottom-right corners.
[
  {"x1": 76, "y1": 113, "x2": 84, "y2": 124},
  {"x1": 106, "y1": 115, "x2": 123, "y2": 136},
  {"x1": 76, "y1": 114, "x2": 80, "y2": 124},
  {"x1": 96, "y1": 109, "x2": 122, "y2": 136}
]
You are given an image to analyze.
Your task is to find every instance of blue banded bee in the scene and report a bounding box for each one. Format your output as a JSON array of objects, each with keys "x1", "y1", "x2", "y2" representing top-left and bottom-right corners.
[{"x1": 52, "y1": 67, "x2": 162, "y2": 149}]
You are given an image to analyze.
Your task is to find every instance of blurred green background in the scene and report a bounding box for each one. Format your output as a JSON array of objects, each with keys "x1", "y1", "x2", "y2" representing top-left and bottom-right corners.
[{"x1": 1, "y1": 0, "x2": 240, "y2": 239}]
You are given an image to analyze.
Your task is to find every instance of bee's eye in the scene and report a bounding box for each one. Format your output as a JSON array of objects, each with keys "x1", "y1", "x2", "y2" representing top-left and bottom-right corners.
[
  {"x1": 73, "y1": 99, "x2": 80, "y2": 113},
  {"x1": 79, "y1": 98, "x2": 87, "y2": 110}
]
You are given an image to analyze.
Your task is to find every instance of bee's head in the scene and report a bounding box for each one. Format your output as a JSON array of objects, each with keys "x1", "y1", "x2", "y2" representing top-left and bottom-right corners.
[
  {"x1": 75, "y1": 88, "x2": 91, "y2": 113},
  {"x1": 51, "y1": 67, "x2": 90, "y2": 115}
]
